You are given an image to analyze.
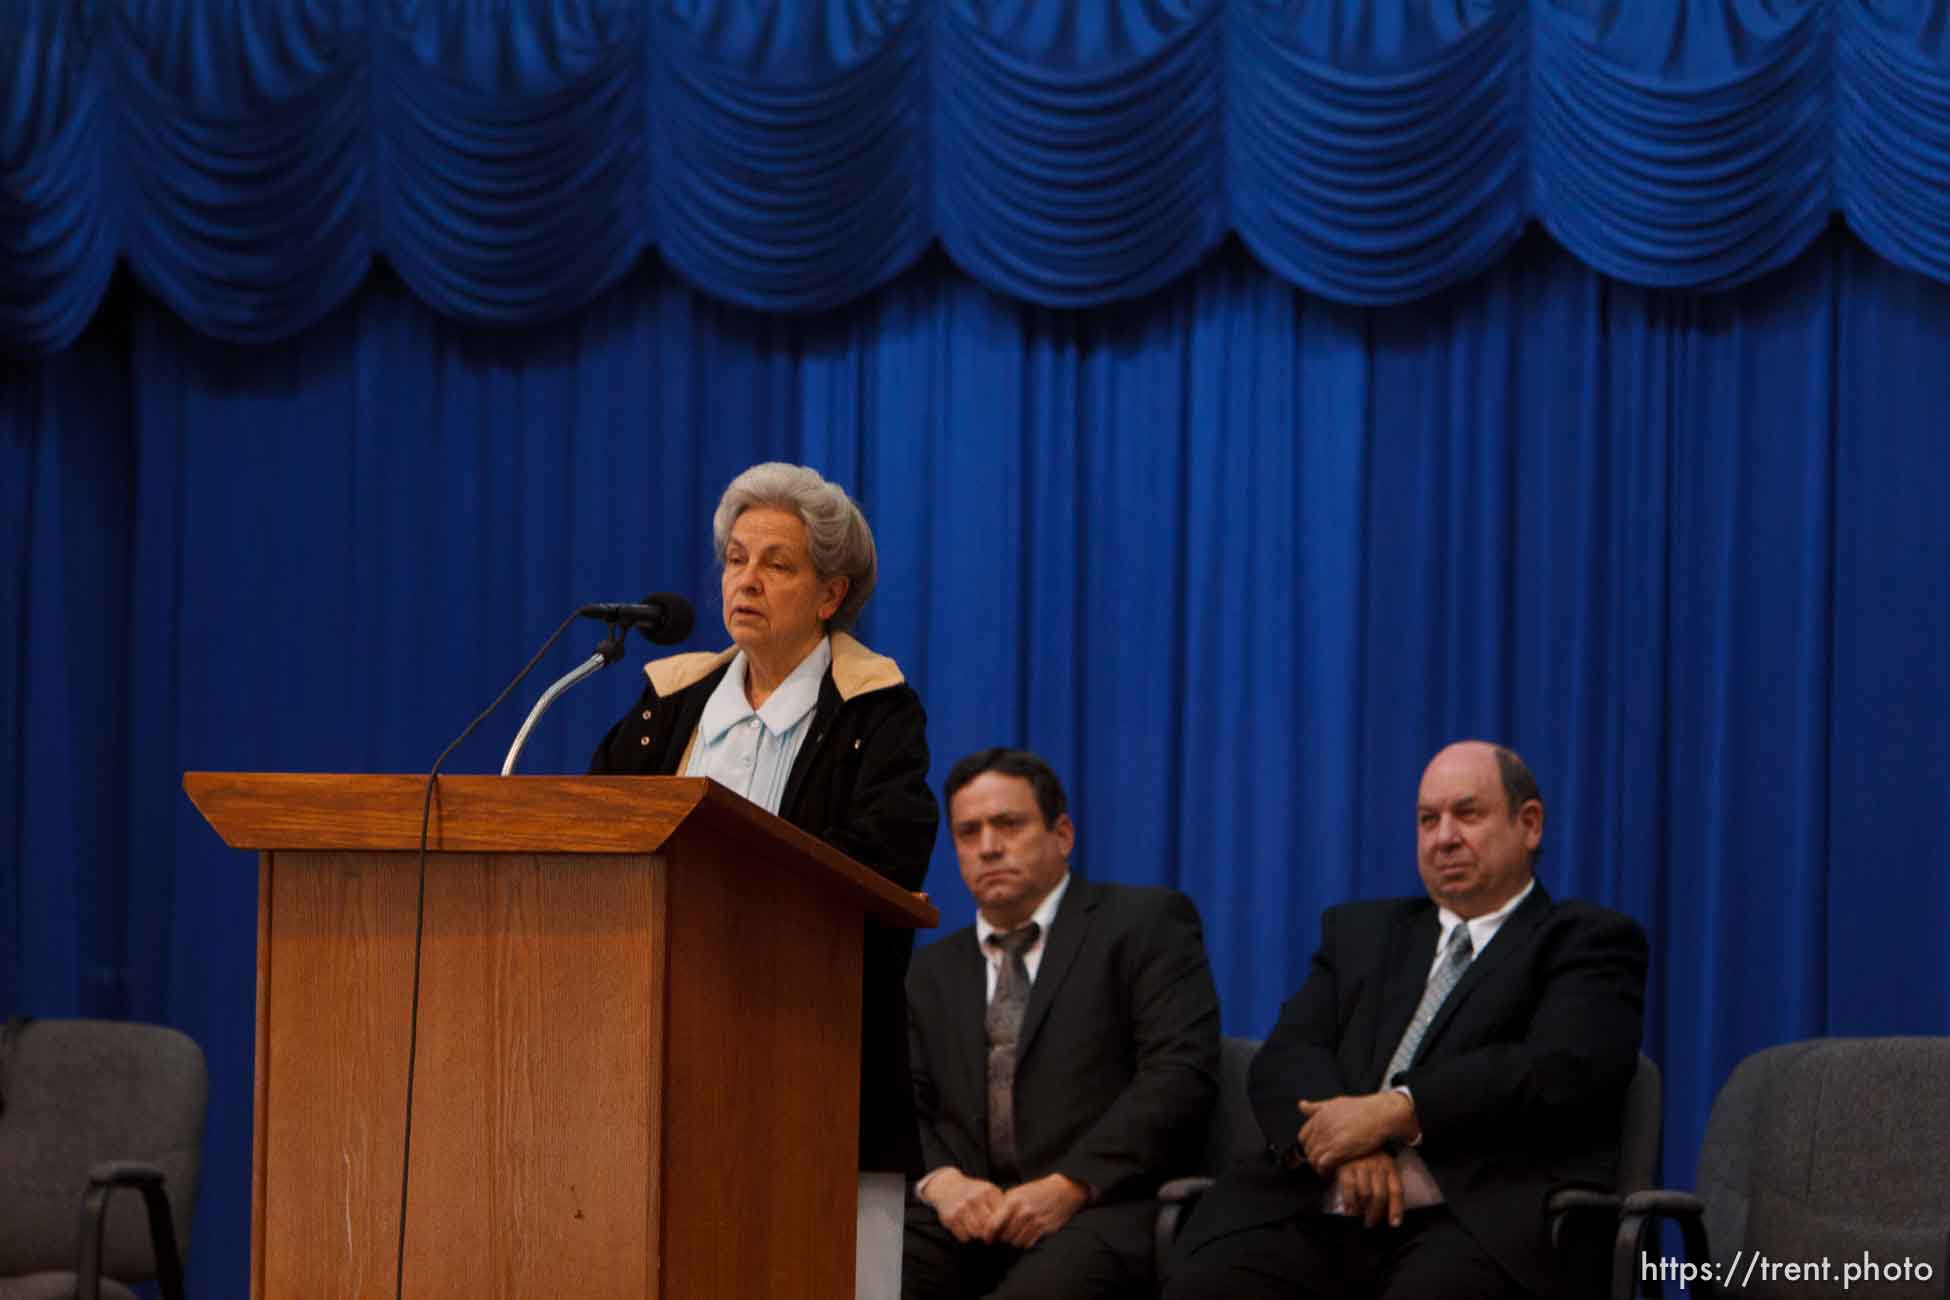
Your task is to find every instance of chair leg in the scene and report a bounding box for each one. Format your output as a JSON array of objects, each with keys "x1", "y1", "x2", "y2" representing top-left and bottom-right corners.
[
  {"x1": 140, "y1": 1180, "x2": 188, "y2": 1300},
  {"x1": 1613, "y1": 1211, "x2": 1650, "y2": 1300},
  {"x1": 77, "y1": 1182, "x2": 111, "y2": 1300}
]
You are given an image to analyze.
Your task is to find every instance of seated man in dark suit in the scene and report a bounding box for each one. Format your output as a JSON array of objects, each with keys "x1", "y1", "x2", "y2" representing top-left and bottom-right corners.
[
  {"x1": 1166, "y1": 741, "x2": 1648, "y2": 1300},
  {"x1": 903, "y1": 747, "x2": 1221, "y2": 1300}
]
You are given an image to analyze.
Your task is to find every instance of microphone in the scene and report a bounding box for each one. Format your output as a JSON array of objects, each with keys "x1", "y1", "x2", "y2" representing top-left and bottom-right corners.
[
  {"x1": 578, "y1": 592, "x2": 695, "y2": 645},
  {"x1": 502, "y1": 592, "x2": 691, "y2": 775}
]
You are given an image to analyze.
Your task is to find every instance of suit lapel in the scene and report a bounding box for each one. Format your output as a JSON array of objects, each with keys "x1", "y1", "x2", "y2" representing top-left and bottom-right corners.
[
  {"x1": 1370, "y1": 906, "x2": 1439, "y2": 1088},
  {"x1": 1413, "y1": 883, "x2": 1552, "y2": 1064},
  {"x1": 1014, "y1": 878, "x2": 1095, "y2": 1068}
]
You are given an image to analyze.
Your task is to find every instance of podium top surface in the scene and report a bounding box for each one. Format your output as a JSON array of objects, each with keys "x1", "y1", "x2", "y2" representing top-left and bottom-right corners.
[{"x1": 183, "y1": 772, "x2": 937, "y2": 929}]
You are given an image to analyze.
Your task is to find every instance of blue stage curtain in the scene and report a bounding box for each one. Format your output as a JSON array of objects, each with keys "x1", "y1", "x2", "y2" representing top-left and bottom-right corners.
[
  {"x1": 1, "y1": 297, "x2": 136, "y2": 1021},
  {"x1": 7, "y1": 231, "x2": 1950, "y2": 1293},
  {"x1": 8, "y1": 0, "x2": 1950, "y2": 353}
]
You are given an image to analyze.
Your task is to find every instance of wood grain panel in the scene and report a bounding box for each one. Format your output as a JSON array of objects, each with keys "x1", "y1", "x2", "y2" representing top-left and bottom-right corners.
[
  {"x1": 186, "y1": 774, "x2": 937, "y2": 928},
  {"x1": 187, "y1": 774, "x2": 703, "y2": 855},
  {"x1": 252, "y1": 852, "x2": 271, "y2": 1300},
  {"x1": 404, "y1": 852, "x2": 660, "y2": 1299},
  {"x1": 257, "y1": 850, "x2": 662, "y2": 1299},
  {"x1": 660, "y1": 834, "x2": 864, "y2": 1300},
  {"x1": 197, "y1": 773, "x2": 927, "y2": 1298},
  {"x1": 260, "y1": 850, "x2": 417, "y2": 1300}
]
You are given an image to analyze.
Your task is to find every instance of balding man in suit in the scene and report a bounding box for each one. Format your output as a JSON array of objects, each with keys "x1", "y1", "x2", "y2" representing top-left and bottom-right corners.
[{"x1": 1166, "y1": 741, "x2": 1648, "y2": 1300}]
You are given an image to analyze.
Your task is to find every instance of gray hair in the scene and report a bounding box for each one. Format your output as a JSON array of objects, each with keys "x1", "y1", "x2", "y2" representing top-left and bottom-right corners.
[
  {"x1": 711, "y1": 462, "x2": 878, "y2": 632},
  {"x1": 1492, "y1": 744, "x2": 1544, "y2": 866}
]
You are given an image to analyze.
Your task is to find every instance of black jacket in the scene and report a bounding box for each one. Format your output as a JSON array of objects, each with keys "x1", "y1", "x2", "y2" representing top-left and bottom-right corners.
[
  {"x1": 1181, "y1": 885, "x2": 1647, "y2": 1299},
  {"x1": 589, "y1": 633, "x2": 940, "y2": 1174},
  {"x1": 907, "y1": 879, "x2": 1220, "y2": 1204}
]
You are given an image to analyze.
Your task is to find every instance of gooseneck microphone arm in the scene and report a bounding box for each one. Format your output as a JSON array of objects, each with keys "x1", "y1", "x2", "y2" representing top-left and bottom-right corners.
[
  {"x1": 497, "y1": 593, "x2": 693, "y2": 776},
  {"x1": 500, "y1": 632, "x2": 625, "y2": 775}
]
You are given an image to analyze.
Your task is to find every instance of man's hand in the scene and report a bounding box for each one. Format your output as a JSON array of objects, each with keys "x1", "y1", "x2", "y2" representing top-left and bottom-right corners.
[
  {"x1": 1333, "y1": 1152, "x2": 1405, "y2": 1228},
  {"x1": 989, "y1": 1173, "x2": 1089, "y2": 1249},
  {"x1": 922, "y1": 1168, "x2": 1005, "y2": 1243},
  {"x1": 1296, "y1": 1092, "x2": 1417, "y2": 1173}
]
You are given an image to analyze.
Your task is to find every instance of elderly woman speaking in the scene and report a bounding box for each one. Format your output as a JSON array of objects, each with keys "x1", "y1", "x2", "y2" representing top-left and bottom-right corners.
[{"x1": 589, "y1": 462, "x2": 938, "y2": 1294}]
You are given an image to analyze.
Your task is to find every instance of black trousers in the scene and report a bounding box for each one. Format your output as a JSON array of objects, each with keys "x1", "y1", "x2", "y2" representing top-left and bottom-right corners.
[
  {"x1": 1164, "y1": 1205, "x2": 1529, "y2": 1300},
  {"x1": 902, "y1": 1197, "x2": 1155, "y2": 1300}
]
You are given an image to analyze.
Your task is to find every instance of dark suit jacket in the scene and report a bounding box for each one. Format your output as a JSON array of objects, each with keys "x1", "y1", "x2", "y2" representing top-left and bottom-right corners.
[
  {"x1": 1179, "y1": 884, "x2": 1647, "y2": 1300},
  {"x1": 907, "y1": 877, "x2": 1221, "y2": 1258},
  {"x1": 590, "y1": 635, "x2": 939, "y2": 1174}
]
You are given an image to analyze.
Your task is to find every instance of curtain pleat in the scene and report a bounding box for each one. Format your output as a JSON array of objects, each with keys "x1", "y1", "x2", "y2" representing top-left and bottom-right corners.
[{"x1": 8, "y1": 0, "x2": 1950, "y2": 352}]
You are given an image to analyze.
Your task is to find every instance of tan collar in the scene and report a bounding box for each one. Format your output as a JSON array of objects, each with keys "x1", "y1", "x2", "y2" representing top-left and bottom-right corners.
[{"x1": 643, "y1": 632, "x2": 905, "y2": 702}]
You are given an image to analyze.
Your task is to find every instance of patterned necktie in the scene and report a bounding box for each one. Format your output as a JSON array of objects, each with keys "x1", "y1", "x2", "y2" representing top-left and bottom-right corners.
[
  {"x1": 984, "y1": 923, "x2": 1042, "y2": 1181},
  {"x1": 1383, "y1": 923, "x2": 1474, "y2": 1086}
]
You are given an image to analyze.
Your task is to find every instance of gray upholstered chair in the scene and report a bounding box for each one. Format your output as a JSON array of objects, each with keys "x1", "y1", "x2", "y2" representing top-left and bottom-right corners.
[
  {"x1": 1154, "y1": 1035, "x2": 1264, "y2": 1277},
  {"x1": 1154, "y1": 1036, "x2": 1263, "y2": 1278},
  {"x1": 1549, "y1": 1053, "x2": 1664, "y2": 1295},
  {"x1": 1611, "y1": 1037, "x2": 1950, "y2": 1300},
  {"x1": 0, "y1": 1017, "x2": 208, "y2": 1300}
]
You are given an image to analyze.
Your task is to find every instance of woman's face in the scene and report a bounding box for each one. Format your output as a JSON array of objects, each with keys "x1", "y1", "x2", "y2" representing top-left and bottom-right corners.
[{"x1": 720, "y1": 506, "x2": 848, "y2": 661}]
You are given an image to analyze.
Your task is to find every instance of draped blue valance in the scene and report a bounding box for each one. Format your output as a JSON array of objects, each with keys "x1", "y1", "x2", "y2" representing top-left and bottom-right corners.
[{"x1": 5, "y1": 0, "x2": 1950, "y2": 353}]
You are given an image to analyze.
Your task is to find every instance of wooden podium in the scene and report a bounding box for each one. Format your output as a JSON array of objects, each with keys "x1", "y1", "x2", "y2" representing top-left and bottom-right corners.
[{"x1": 184, "y1": 773, "x2": 938, "y2": 1300}]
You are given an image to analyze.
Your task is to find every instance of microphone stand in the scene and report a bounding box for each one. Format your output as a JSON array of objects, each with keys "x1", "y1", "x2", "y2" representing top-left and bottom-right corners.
[{"x1": 500, "y1": 629, "x2": 626, "y2": 775}]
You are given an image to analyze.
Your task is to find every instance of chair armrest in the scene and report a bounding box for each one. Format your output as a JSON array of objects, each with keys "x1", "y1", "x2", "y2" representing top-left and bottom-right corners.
[
  {"x1": 78, "y1": 1161, "x2": 187, "y2": 1300},
  {"x1": 1158, "y1": 1176, "x2": 1217, "y2": 1204},
  {"x1": 1546, "y1": 1187, "x2": 1622, "y2": 1254},
  {"x1": 1550, "y1": 1188, "x2": 1623, "y2": 1215},
  {"x1": 1622, "y1": 1190, "x2": 1706, "y2": 1218},
  {"x1": 88, "y1": 1160, "x2": 167, "y2": 1188},
  {"x1": 1154, "y1": 1177, "x2": 1220, "y2": 1283},
  {"x1": 1610, "y1": 1187, "x2": 1712, "y2": 1300}
]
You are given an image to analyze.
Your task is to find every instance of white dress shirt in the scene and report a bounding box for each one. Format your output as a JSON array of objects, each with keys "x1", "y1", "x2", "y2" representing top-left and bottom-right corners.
[
  {"x1": 973, "y1": 871, "x2": 1073, "y2": 1002},
  {"x1": 1423, "y1": 877, "x2": 1535, "y2": 986}
]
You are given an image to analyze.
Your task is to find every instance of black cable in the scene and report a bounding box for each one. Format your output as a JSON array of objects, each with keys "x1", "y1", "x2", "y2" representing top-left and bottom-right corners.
[{"x1": 395, "y1": 608, "x2": 588, "y2": 1300}]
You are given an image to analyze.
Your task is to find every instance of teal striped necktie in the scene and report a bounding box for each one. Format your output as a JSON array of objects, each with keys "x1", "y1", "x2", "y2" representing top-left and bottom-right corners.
[{"x1": 1384, "y1": 924, "x2": 1474, "y2": 1086}]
